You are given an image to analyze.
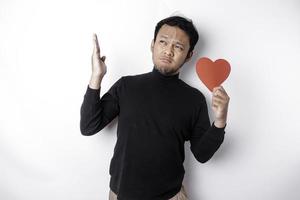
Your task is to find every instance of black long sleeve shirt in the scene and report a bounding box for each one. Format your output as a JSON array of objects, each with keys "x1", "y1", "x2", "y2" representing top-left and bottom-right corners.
[{"x1": 80, "y1": 67, "x2": 226, "y2": 200}]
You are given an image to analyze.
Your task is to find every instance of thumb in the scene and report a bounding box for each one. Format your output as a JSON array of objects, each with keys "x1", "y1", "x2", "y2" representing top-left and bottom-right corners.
[{"x1": 101, "y1": 56, "x2": 106, "y2": 62}]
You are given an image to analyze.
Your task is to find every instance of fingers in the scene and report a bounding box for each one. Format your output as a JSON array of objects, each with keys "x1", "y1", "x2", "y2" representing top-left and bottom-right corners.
[
  {"x1": 212, "y1": 94, "x2": 229, "y2": 111},
  {"x1": 212, "y1": 86, "x2": 229, "y2": 99},
  {"x1": 213, "y1": 86, "x2": 226, "y2": 94},
  {"x1": 212, "y1": 97, "x2": 224, "y2": 104},
  {"x1": 93, "y1": 33, "x2": 100, "y2": 56},
  {"x1": 212, "y1": 96, "x2": 227, "y2": 107}
]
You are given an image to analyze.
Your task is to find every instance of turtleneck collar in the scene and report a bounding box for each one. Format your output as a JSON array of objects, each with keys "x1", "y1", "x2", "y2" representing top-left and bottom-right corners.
[{"x1": 151, "y1": 66, "x2": 180, "y2": 80}]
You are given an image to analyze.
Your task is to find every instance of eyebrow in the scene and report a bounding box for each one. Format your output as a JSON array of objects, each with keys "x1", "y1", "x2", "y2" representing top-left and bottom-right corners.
[{"x1": 159, "y1": 35, "x2": 185, "y2": 46}]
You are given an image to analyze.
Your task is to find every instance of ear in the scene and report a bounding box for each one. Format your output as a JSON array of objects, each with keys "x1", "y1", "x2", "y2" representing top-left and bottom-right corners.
[
  {"x1": 151, "y1": 39, "x2": 154, "y2": 53},
  {"x1": 185, "y1": 51, "x2": 193, "y2": 62}
]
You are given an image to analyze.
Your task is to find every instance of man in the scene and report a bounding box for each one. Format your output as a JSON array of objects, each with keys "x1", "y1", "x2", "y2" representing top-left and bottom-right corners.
[{"x1": 80, "y1": 15, "x2": 230, "y2": 200}]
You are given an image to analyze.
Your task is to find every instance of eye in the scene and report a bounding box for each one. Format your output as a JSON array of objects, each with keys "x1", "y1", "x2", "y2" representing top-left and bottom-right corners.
[
  {"x1": 175, "y1": 45, "x2": 184, "y2": 51},
  {"x1": 159, "y1": 40, "x2": 167, "y2": 45}
]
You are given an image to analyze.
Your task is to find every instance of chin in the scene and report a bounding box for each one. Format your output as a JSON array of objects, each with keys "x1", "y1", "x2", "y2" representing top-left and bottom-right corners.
[{"x1": 156, "y1": 64, "x2": 179, "y2": 76}]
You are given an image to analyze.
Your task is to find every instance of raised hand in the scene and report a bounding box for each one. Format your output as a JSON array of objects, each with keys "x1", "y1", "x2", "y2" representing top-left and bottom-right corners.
[
  {"x1": 91, "y1": 33, "x2": 107, "y2": 78},
  {"x1": 89, "y1": 33, "x2": 107, "y2": 89}
]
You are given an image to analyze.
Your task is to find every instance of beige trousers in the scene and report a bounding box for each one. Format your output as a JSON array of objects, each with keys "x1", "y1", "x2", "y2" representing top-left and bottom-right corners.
[{"x1": 109, "y1": 185, "x2": 188, "y2": 200}]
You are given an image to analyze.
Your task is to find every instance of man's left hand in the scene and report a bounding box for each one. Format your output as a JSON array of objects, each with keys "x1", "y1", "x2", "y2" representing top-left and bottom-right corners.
[{"x1": 211, "y1": 86, "x2": 230, "y2": 128}]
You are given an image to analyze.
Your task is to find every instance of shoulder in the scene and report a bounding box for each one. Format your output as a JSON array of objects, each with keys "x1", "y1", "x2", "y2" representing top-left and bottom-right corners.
[
  {"x1": 178, "y1": 79, "x2": 207, "y2": 102},
  {"x1": 119, "y1": 71, "x2": 152, "y2": 86}
]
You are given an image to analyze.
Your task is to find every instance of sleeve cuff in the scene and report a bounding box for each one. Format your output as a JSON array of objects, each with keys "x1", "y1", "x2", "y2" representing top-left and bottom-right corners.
[
  {"x1": 209, "y1": 122, "x2": 226, "y2": 137},
  {"x1": 212, "y1": 121, "x2": 226, "y2": 130},
  {"x1": 84, "y1": 85, "x2": 100, "y2": 101}
]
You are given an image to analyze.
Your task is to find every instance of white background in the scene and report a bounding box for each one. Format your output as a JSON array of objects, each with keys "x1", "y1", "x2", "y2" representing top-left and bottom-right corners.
[{"x1": 1, "y1": 0, "x2": 300, "y2": 199}]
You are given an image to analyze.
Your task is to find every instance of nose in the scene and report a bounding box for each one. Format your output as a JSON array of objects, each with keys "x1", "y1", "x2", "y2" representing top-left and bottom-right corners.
[{"x1": 164, "y1": 44, "x2": 174, "y2": 57}]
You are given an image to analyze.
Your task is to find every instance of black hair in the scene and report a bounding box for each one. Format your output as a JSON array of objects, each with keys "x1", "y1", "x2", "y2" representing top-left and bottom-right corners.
[{"x1": 154, "y1": 16, "x2": 199, "y2": 54}]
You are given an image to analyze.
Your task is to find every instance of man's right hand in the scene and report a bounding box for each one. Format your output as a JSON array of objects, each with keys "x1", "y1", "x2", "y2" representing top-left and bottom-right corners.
[
  {"x1": 92, "y1": 33, "x2": 107, "y2": 77},
  {"x1": 89, "y1": 33, "x2": 107, "y2": 89}
]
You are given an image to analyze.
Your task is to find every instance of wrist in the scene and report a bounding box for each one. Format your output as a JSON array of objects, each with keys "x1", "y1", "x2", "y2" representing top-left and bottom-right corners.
[
  {"x1": 214, "y1": 120, "x2": 226, "y2": 128},
  {"x1": 89, "y1": 75, "x2": 103, "y2": 89},
  {"x1": 91, "y1": 73, "x2": 104, "y2": 79}
]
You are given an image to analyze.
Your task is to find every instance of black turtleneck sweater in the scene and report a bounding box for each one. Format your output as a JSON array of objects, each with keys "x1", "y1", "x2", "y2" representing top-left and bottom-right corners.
[{"x1": 80, "y1": 67, "x2": 226, "y2": 200}]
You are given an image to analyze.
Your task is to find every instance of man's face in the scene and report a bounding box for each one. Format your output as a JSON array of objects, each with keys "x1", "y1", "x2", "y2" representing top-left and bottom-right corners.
[{"x1": 151, "y1": 24, "x2": 192, "y2": 76}]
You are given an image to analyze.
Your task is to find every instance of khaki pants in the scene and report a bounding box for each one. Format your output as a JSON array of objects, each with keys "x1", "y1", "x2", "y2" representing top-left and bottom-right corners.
[{"x1": 109, "y1": 185, "x2": 188, "y2": 200}]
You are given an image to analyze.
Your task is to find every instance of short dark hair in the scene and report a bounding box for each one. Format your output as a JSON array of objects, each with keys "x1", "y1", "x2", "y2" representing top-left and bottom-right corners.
[{"x1": 154, "y1": 16, "x2": 199, "y2": 54}]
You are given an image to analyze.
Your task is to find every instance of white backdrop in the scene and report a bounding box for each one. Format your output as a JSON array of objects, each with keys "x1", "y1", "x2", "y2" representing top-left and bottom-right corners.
[{"x1": 1, "y1": 0, "x2": 300, "y2": 199}]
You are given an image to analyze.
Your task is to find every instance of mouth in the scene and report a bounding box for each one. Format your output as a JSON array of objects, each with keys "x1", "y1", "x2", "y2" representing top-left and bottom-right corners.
[{"x1": 160, "y1": 57, "x2": 172, "y2": 63}]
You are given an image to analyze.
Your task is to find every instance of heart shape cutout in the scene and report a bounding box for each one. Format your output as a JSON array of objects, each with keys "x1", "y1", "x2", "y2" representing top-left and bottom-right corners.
[{"x1": 196, "y1": 57, "x2": 231, "y2": 91}]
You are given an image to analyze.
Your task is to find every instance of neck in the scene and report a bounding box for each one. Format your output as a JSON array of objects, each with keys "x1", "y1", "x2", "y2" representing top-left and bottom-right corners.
[{"x1": 151, "y1": 66, "x2": 180, "y2": 80}]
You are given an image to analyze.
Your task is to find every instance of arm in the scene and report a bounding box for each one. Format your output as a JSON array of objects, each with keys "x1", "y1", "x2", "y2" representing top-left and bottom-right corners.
[
  {"x1": 189, "y1": 98, "x2": 226, "y2": 163},
  {"x1": 190, "y1": 86, "x2": 230, "y2": 163},
  {"x1": 80, "y1": 78, "x2": 122, "y2": 136},
  {"x1": 80, "y1": 33, "x2": 120, "y2": 136}
]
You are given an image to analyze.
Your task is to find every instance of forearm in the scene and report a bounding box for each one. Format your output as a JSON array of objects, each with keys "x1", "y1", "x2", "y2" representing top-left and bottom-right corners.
[
  {"x1": 190, "y1": 123, "x2": 225, "y2": 163},
  {"x1": 80, "y1": 76, "x2": 122, "y2": 136},
  {"x1": 80, "y1": 85, "x2": 102, "y2": 136}
]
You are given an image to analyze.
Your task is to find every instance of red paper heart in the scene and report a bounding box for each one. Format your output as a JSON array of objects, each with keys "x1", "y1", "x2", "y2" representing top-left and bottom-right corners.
[{"x1": 196, "y1": 57, "x2": 231, "y2": 91}]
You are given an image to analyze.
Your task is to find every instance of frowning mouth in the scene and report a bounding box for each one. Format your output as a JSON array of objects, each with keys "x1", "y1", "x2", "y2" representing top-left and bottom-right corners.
[{"x1": 160, "y1": 57, "x2": 172, "y2": 63}]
